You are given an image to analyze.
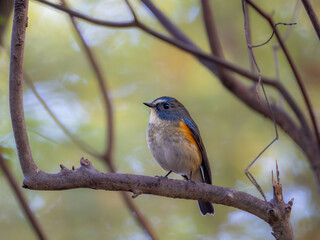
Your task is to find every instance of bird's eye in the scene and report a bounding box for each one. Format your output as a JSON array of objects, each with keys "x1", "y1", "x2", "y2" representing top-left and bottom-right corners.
[{"x1": 163, "y1": 103, "x2": 170, "y2": 109}]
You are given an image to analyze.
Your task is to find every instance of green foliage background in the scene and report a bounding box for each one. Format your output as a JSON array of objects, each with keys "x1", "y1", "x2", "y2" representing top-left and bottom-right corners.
[{"x1": 0, "y1": 0, "x2": 320, "y2": 239}]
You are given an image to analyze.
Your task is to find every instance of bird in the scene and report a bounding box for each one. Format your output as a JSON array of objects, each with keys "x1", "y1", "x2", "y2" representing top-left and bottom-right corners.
[{"x1": 144, "y1": 96, "x2": 214, "y2": 216}]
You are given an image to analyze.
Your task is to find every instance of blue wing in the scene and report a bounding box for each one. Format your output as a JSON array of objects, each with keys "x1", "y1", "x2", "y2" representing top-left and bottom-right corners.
[{"x1": 182, "y1": 118, "x2": 212, "y2": 185}]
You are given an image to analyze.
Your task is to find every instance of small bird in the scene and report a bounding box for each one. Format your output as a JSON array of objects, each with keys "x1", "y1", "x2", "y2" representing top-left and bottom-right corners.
[{"x1": 144, "y1": 96, "x2": 214, "y2": 215}]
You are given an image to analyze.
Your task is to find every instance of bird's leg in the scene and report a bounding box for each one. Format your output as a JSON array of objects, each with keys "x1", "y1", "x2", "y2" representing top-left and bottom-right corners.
[
  {"x1": 155, "y1": 170, "x2": 172, "y2": 179},
  {"x1": 182, "y1": 174, "x2": 189, "y2": 180},
  {"x1": 164, "y1": 170, "x2": 172, "y2": 178}
]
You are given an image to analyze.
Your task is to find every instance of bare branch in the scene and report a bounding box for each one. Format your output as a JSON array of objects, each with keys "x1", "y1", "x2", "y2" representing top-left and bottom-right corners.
[
  {"x1": 301, "y1": 0, "x2": 320, "y2": 40},
  {"x1": 20, "y1": 158, "x2": 294, "y2": 239},
  {"x1": 246, "y1": 0, "x2": 320, "y2": 150},
  {"x1": 0, "y1": 153, "x2": 47, "y2": 240},
  {"x1": 24, "y1": 74, "x2": 103, "y2": 159},
  {"x1": 242, "y1": 0, "x2": 279, "y2": 201},
  {"x1": 35, "y1": 0, "x2": 135, "y2": 28},
  {"x1": 9, "y1": 0, "x2": 38, "y2": 177},
  {"x1": 34, "y1": 0, "x2": 279, "y2": 85},
  {"x1": 60, "y1": 0, "x2": 114, "y2": 162}
]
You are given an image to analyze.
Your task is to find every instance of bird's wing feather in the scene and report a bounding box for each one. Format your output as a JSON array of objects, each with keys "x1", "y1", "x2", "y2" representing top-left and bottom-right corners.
[{"x1": 182, "y1": 118, "x2": 212, "y2": 184}]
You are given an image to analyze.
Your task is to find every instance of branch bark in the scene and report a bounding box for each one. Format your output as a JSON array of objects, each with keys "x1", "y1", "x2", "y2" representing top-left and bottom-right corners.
[
  {"x1": 9, "y1": 0, "x2": 38, "y2": 178},
  {"x1": 22, "y1": 158, "x2": 294, "y2": 239}
]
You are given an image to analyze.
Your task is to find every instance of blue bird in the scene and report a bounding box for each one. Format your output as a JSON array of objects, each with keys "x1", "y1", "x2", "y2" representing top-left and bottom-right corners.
[{"x1": 144, "y1": 96, "x2": 214, "y2": 216}]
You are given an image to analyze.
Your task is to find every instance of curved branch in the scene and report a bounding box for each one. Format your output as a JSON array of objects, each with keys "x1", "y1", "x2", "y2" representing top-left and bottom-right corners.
[{"x1": 9, "y1": 0, "x2": 38, "y2": 177}]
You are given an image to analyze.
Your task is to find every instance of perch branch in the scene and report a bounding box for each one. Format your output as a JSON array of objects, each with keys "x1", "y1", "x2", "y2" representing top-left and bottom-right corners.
[{"x1": 21, "y1": 158, "x2": 294, "y2": 240}]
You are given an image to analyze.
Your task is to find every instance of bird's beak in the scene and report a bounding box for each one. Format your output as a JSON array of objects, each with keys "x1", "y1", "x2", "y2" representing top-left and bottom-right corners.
[{"x1": 143, "y1": 102, "x2": 154, "y2": 108}]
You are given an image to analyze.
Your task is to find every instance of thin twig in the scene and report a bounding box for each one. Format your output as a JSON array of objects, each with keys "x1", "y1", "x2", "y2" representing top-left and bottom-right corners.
[
  {"x1": 35, "y1": 0, "x2": 135, "y2": 27},
  {"x1": 273, "y1": 1, "x2": 301, "y2": 107},
  {"x1": 247, "y1": 0, "x2": 320, "y2": 149},
  {"x1": 272, "y1": 45, "x2": 282, "y2": 107},
  {"x1": 60, "y1": 0, "x2": 114, "y2": 162},
  {"x1": 0, "y1": 154, "x2": 47, "y2": 240},
  {"x1": 242, "y1": 0, "x2": 279, "y2": 201},
  {"x1": 301, "y1": 0, "x2": 320, "y2": 40},
  {"x1": 24, "y1": 74, "x2": 103, "y2": 159},
  {"x1": 251, "y1": 22, "x2": 297, "y2": 48},
  {"x1": 244, "y1": 3, "x2": 255, "y2": 74}
]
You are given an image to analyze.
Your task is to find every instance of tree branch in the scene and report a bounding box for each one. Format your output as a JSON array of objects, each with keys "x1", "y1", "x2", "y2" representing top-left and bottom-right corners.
[
  {"x1": 0, "y1": 153, "x2": 47, "y2": 240},
  {"x1": 246, "y1": 0, "x2": 320, "y2": 150},
  {"x1": 9, "y1": 0, "x2": 38, "y2": 177},
  {"x1": 24, "y1": 73, "x2": 103, "y2": 158},
  {"x1": 34, "y1": 0, "x2": 280, "y2": 85},
  {"x1": 301, "y1": 0, "x2": 320, "y2": 40},
  {"x1": 22, "y1": 158, "x2": 293, "y2": 239},
  {"x1": 60, "y1": 0, "x2": 114, "y2": 162}
]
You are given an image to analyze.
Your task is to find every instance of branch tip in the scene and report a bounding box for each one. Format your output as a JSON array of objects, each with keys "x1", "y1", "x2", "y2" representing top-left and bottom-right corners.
[
  {"x1": 132, "y1": 191, "x2": 142, "y2": 198},
  {"x1": 288, "y1": 198, "x2": 294, "y2": 206},
  {"x1": 60, "y1": 164, "x2": 68, "y2": 170},
  {"x1": 80, "y1": 157, "x2": 92, "y2": 167}
]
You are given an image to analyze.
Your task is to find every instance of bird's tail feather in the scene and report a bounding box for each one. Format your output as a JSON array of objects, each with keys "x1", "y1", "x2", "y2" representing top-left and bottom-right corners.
[{"x1": 198, "y1": 201, "x2": 214, "y2": 216}]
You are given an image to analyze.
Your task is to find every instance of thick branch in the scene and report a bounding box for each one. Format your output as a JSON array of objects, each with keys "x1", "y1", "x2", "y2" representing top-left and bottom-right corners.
[
  {"x1": 24, "y1": 158, "x2": 270, "y2": 221},
  {"x1": 9, "y1": 0, "x2": 38, "y2": 177},
  {"x1": 23, "y1": 158, "x2": 294, "y2": 239}
]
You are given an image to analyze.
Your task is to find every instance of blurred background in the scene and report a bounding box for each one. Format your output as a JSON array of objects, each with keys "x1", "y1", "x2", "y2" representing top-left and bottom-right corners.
[{"x1": 0, "y1": 0, "x2": 320, "y2": 239}]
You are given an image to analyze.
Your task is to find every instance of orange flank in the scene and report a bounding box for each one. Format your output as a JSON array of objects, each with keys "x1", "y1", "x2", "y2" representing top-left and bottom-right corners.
[{"x1": 179, "y1": 121, "x2": 199, "y2": 149}]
